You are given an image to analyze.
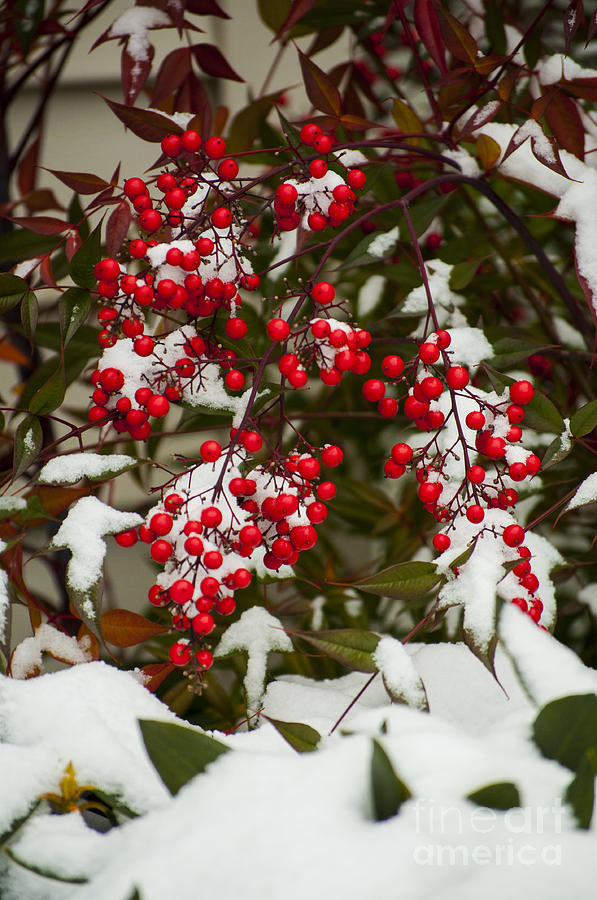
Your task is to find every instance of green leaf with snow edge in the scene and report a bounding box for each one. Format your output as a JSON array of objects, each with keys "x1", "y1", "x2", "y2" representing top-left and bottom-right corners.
[
  {"x1": 0, "y1": 800, "x2": 40, "y2": 847},
  {"x1": 370, "y1": 739, "x2": 412, "y2": 821},
  {"x1": 139, "y1": 719, "x2": 230, "y2": 795},
  {"x1": 563, "y1": 473, "x2": 597, "y2": 514},
  {"x1": 533, "y1": 694, "x2": 597, "y2": 772},
  {"x1": 2, "y1": 845, "x2": 88, "y2": 884},
  {"x1": 265, "y1": 718, "x2": 321, "y2": 753},
  {"x1": 541, "y1": 432, "x2": 574, "y2": 470},
  {"x1": 13, "y1": 415, "x2": 42, "y2": 480},
  {"x1": 38, "y1": 453, "x2": 140, "y2": 485},
  {"x1": 293, "y1": 628, "x2": 380, "y2": 673},
  {"x1": 374, "y1": 635, "x2": 428, "y2": 711}
]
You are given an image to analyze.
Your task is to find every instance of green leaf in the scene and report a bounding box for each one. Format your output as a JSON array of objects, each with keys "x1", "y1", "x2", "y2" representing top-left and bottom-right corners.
[
  {"x1": 266, "y1": 718, "x2": 321, "y2": 752},
  {"x1": 485, "y1": 0, "x2": 507, "y2": 55},
  {"x1": 13, "y1": 415, "x2": 42, "y2": 480},
  {"x1": 401, "y1": 195, "x2": 445, "y2": 240},
  {"x1": 541, "y1": 433, "x2": 574, "y2": 470},
  {"x1": 0, "y1": 231, "x2": 56, "y2": 266},
  {"x1": 533, "y1": 694, "x2": 597, "y2": 771},
  {"x1": 139, "y1": 719, "x2": 230, "y2": 795},
  {"x1": 28, "y1": 359, "x2": 65, "y2": 415},
  {"x1": 464, "y1": 617, "x2": 497, "y2": 676},
  {"x1": 467, "y1": 781, "x2": 521, "y2": 810},
  {"x1": 565, "y1": 748, "x2": 597, "y2": 829},
  {"x1": 351, "y1": 561, "x2": 442, "y2": 601},
  {"x1": 293, "y1": 628, "x2": 380, "y2": 672},
  {"x1": 227, "y1": 93, "x2": 280, "y2": 155},
  {"x1": 0, "y1": 800, "x2": 40, "y2": 846},
  {"x1": 69, "y1": 221, "x2": 102, "y2": 290},
  {"x1": 338, "y1": 232, "x2": 391, "y2": 269},
  {"x1": 571, "y1": 400, "x2": 597, "y2": 437},
  {"x1": 60, "y1": 288, "x2": 91, "y2": 347},
  {"x1": 449, "y1": 259, "x2": 482, "y2": 291},
  {"x1": 0, "y1": 273, "x2": 28, "y2": 314},
  {"x1": 370, "y1": 739, "x2": 411, "y2": 821},
  {"x1": 20, "y1": 291, "x2": 38, "y2": 344}
]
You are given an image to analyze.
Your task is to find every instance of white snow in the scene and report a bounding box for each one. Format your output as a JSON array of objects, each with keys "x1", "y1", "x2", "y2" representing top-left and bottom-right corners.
[
  {"x1": 566, "y1": 472, "x2": 597, "y2": 512},
  {"x1": 50, "y1": 498, "x2": 142, "y2": 616},
  {"x1": 0, "y1": 539, "x2": 9, "y2": 645},
  {"x1": 107, "y1": 8, "x2": 170, "y2": 64},
  {"x1": 215, "y1": 607, "x2": 293, "y2": 711},
  {"x1": 38, "y1": 454, "x2": 138, "y2": 485},
  {"x1": 537, "y1": 53, "x2": 597, "y2": 86},
  {"x1": 368, "y1": 226, "x2": 399, "y2": 258},
  {"x1": 374, "y1": 636, "x2": 427, "y2": 709}
]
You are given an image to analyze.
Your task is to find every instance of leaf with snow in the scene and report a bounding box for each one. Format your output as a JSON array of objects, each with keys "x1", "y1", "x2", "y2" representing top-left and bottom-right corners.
[
  {"x1": 50, "y1": 497, "x2": 143, "y2": 634},
  {"x1": 10, "y1": 624, "x2": 94, "y2": 679},
  {"x1": 565, "y1": 473, "x2": 597, "y2": 513},
  {"x1": 374, "y1": 636, "x2": 428, "y2": 711},
  {"x1": 214, "y1": 607, "x2": 292, "y2": 712},
  {"x1": 0, "y1": 540, "x2": 11, "y2": 659},
  {"x1": 38, "y1": 453, "x2": 140, "y2": 485}
]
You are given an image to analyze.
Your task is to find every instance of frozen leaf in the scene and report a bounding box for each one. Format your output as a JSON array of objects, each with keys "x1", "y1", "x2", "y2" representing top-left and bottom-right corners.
[
  {"x1": 38, "y1": 452, "x2": 139, "y2": 484},
  {"x1": 565, "y1": 473, "x2": 597, "y2": 513},
  {"x1": 265, "y1": 718, "x2": 321, "y2": 752},
  {"x1": 13, "y1": 415, "x2": 42, "y2": 480},
  {"x1": 293, "y1": 628, "x2": 380, "y2": 673},
  {"x1": 370, "y1": 739, "x2": 411, "y2": 821},
  {"x1": 467, "y1": 781, "x2": 521, "y2": 810},
  {"x1": 375, "y1": 636, "x2": 428, "y2": 710},
  {"x1": 565, "y1": 748, "x2": 597, "y2": 829}
]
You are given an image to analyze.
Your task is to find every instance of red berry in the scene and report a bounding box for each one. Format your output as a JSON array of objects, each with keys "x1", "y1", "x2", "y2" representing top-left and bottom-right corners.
[
  {"x1": 147, "y1": 394, "x2": 170, "y2": 418},
  {"x1": 182, "y1": 129, "x2": 202, "y2": 152},
  {"x1": 225, "y1": 318, "x2": 247, "y2": 340},
  {"x1": 170, "y1": 579, "x2": 195, "y2": 605},
  {"x1": 243, "y1": 431, "x2": 262, "y2": 452},
  {"x1": 312, "y1": 281, "x2": 335, "y2": 304},
  {"x1": 196, "y1": 649, "x2": 214, "y2": 668},
  {"x1": 507, "y1": 404, "x2": 525, "y2": 424},
  {"x1": 300, "y1": 123, "x2": 321, "y2": 146},
  {"x1": 347, "y1": 169, "x2": 366, "y2": 189},
  {"x1": 289, "y1": 524, "x2": 317, "y2": 550},
  {"x1": 419, "y1": 342, "x2": 440, "y2": 364},
  {"x1": 193, "y1": 613, "x2": 215, "y2": 635},
  {"x1": 308, "y1": 212, "x2": 327, "y2": 231},
  {"x1": 200, "y1": 440, "x2": 222, "y2": 462},
  {"x1": 509, "y1": 380, "x2": 534, "y2": 405},
  {"x1": 309, "y1": 159, "x2": 328, "y2": 179},
  {"x1": 313, "y1": 134, "x2": 332, "y2": 154},
  {"x1": 201, "y1": 506, "x2": 223, "y2": 528},
  {"x1": 433, "y1": 533, "x2": 451, "y2": 552},
  {"x1": 161, "y1": 134, "x2": 182, "y2": 157},
  {"x1": 203, "y1": 551, "x2": 223, "y2": 570},
  {"x1": 435, "y1": 330, "x2": 451, "y2": 349},
  {"x1": 391, "y1": 443, "x2": 413, "y2": 464},
  {"x1": 503, "y1": 524, "x2": 525, "y2": 547},
  {"x1": 381, "y1": 355, "x2": 404, "y2": 378},
  {"x1": 218, "y1": 158, "x2": 239, "y2": 179},
  {"x1": 466, "y1": 504, "x2": 484, "y2": 524},
  {"x1": 508, "y1": 462, "x2": 527, "y2": 482},
  {"x1": 151, "y1": 539, "x2": 172, "y2": 563},
  {"x1": 465, "y1": 411, "x2": 485, "y2": 430},
  {"x1": 525, "y1": 453, "x2": 541, "y2": 475},
  {"x1": 521, "y1": 573, "x2": 539, "y2": 593},
  {"x1": 169, "y1": 640, "x2": 191, "y2": 666},
  {"x1": 267, "y1": 318, "x2": 290, "y2": 341},
  {"x1": 321, "y1": 445, "x2": 343, "y2": 467},
  {"x1": 378, "y1": 397, "x2": 398, "y2": 417},
  {"x1": 485, "y1": 436, "x2": 506, "y2": 459},
  {"x1": 276, "y1": 183, "x2": 298, "y2": 205},
  {"x1": 420, "y1": 376, "x2": 443, "y2": 400},
  {"x1": 362, "y1": 379, "x2": 385, "y2": 402},
  {"x1": 124, "y1": 177, "x2": 147, "y2": 199},
  {"x1": 150, "y1": 512, "x2": 173, "y2": 536},
  {"x1": 211, "y1": 207, "x2": 233, "y2": 229},
  {"x1": 467, "y1": 465, "x2": 485, "y2": 484},
  {"x1": 204, "y1": 136, "x2": 227, "y2": 159},
  {"x1": 418, "y1": 481, "x2": 442, "y2": 504},
  {"x1": 446, "y1": 366, "x2": 469, "y2": 389},
  {"x1": 115, "y1": 529, "x2": 137, "y2": 548},
  {"x1": 317, "y1": 481, "x2": 336, "y2": 500}
]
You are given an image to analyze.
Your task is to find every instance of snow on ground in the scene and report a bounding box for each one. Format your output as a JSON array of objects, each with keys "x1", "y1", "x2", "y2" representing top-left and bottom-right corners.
[{"x1": 0, "y1": 612, "x2": 596, "y2": 899}]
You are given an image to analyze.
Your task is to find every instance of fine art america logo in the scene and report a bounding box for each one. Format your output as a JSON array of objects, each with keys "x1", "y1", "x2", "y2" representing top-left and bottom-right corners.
[{"x1": 413, "y1": 798, "x2": 565, "y2": 867}]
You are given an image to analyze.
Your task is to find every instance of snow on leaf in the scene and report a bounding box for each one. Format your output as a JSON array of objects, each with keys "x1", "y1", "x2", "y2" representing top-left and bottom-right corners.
[
  {"x1": 565, "y1": 472, "x2": 597, "y2": 513},
  {"x1": 374, "y1": 636, "x2": 428, "y2": 710},
  {"x1": 38, "y1": 453, "x2": 139, "y2": 485},
  {"x1": 50, "y1": 497, "x2": 142, "y2": 627},
  {"x1": 214, "y1": 607, "x2": 292, "y2": 712},
  {"x1": 10, "y1": 624, "x2": 94, "y2": 679}
]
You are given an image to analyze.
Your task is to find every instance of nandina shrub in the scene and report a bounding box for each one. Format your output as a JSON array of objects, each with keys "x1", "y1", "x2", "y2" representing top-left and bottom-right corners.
[{"x1": 1, "y1": 0, "x2": 597, "y2": 731}]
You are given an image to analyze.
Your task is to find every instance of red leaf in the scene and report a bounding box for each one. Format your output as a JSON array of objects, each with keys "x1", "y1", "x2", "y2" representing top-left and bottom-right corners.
[
  {"x1": 530, "y1": 133, "x2": 573, "y2": 180},
  {"x1": 122, "y1": 44, "x2": 154, "y2": 106},
  {"x1": 588, "y1": 10, "x2": 597, "y2": 45},
  {"x1": 191, "y1": 43, "x2": 244, "y2": 81},
  {"x1": 47, "y1": 169, "x2": 110, "y2": 194},
  {"x1": 106, "y1": 201, "x2": 131, "y2": 257},
  {"x1": 66, "y1": 0, "x2": 105, "y2": 23},
  {"x1": 455, "y1": 100, "x2": 501, "y2": 138},
  {"x1": 140, "y1": 662, "x2": 175, "y2": 693},
  {"x1": 65, "y1": 229, "x2": 82, "y2": 262},
  {"x1": 564, "y1": 0, "x2": 584, "y2": 55},
  {"x1": 40, "y1": 254, "x2": 57, "y2": 288},
  {"x1": 101, "y1": 609, "x2": 169, "y2": 647},
  {"x1": 185, "y1": 0, "x2": 230, "y2": 17},
  {"x1": 99, "y1": 95, "x2": 182, "y2": 142},
  {"x1": 10, "y1": 216, "x2": 70, "y2": 235},
  {"x1": 298, "y1": 48, "x2": 342, "y2": 118},
  {"x1": 150, "y1": 47, "x2": 191, "y2": 107},
  {"x1": 435, "y1": 5, "x2": 478, "y2": 65},
  {"x1": 273, "y1": 0, "x2": 316, "y2": 42},
  {"x1": 544, "y1": 90, "x2": 585, "y2": 159},
  {"x1": 563, "y1": 77, "x2": 597, "y2": 102},
  {"x1": 17, "y1": 135, "x2": 40, "y2": 198},
  {"x1": 414, "y1": 0, "x2": 447, "y2": 74}
]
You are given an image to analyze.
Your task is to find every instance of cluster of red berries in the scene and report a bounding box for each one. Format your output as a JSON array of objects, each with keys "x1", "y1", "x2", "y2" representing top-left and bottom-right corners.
[{"x1": 113, "y1": 438, "x2": 343, "y2": 676}]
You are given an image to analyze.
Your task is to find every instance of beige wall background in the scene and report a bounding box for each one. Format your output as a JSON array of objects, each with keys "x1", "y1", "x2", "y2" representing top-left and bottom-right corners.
[{"x1": 5, "y1": 1, "x2": 352, "y2": 642}]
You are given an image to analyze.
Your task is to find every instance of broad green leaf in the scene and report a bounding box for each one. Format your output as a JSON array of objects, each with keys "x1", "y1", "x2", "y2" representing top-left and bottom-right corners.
[
  {"x1": 13, "y1": 415, "x2": 42, "y2": 480},
  {"x1": 266, "y1": 718, "x2": 321, "y2": 752},
  {"x1": 571, "y1": 400, "x2": 597, "y2": 437},
  {"x1": 533, "y1": 694, "x2": 597, "y2": 771},
  {"x1": 227, "y1": 93, "x2": 280, "y2": 155},
  {"x1": 449, "y1": 259, "x2": 482, "y2": 291},
  {"x1": 293, "y1": 628, "x2": 380, "y2": 672},
  {"x1": 69, "y1": 221, "x2": 102, "y2": 290},
  {"x1": 565, "y1": 748, "x2": 597, "y2": 829},
  {"x1": 0, "y1": 273, "x2": 28, "y2": 313},
  {"x1": 0, "y1": 231, "x2": 55, "y2": 265},
  {"x1": 28, "y1": 359, "x2": 65, "y2": 415},
  {"x1": 352, "y1": 561, "x2": 442, "y2": 601},
  {"x1": 60, "y1": 288, "x2": 91, "y2": 346},
  {"x1": 20, "y1": 290, "x2": 38, "y2": 344},
  {"x1": 371, "y1": 739, "x2": 411, "y2": 821},
  {"x1": 541, "y1": 433, "x2": 574, "y2": 470},
  {"x1": 139, "y1": 719, "x2": 230, "y2": 795},
  {"x1": 400, "y1": 195, "x2": 445, "y2": 240},
  {"x1": 485, "y1": 0, "x2": 507, "y2": 55},
  {"x1": 467, "y1": 781, "x2": 521, "y2": 810}
]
